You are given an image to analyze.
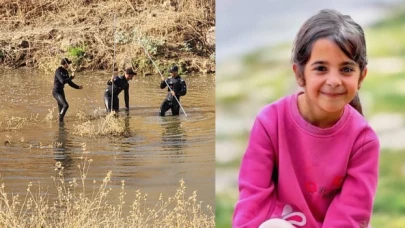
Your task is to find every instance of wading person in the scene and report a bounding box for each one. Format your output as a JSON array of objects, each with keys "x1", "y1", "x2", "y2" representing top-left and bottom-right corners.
[
  {"x1": 159, "y1": 65, "x2": 187, "y2": 116},
  {"x1": 233, "y1": 9, "x2": 380, "y2": 228},
  {"x1": 104, "y1": 68, "x2": 136, "y2": 113},
  {"x1": 52, "y1": 58, "x2": 83, "y2": 122}
]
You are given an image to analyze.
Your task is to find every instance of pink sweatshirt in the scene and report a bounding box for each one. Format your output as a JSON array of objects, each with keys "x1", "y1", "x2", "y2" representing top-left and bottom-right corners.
[{"x1": 233, "y1": 92, "x2": 380, "y2": 228}]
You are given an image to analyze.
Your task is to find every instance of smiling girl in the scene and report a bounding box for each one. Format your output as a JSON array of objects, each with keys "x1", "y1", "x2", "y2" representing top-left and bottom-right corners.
[{"x1": 233, "y1": 9, "x2": 380, "y2": 228}]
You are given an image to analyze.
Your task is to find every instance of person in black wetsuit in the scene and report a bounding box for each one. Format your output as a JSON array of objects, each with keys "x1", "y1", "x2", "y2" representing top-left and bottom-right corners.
[
  {"x1": 104, "y1": 68, "x2": 136, "y2": 113},
  {"x1": 159, "y1": 65, "x2": 187, "y2": 116},
  {"x1": 52, "y1": 58, "x2": 83, "y2": 122}
]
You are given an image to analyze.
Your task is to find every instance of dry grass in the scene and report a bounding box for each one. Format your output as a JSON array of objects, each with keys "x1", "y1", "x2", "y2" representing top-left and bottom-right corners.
[
  {"x1": 0, "y1": 114, "x2": 39, "y2": 132},
  {"x1": 0, "y1": 146, "x2": 215, "y2": 227},
  {"x1": 0, "y1": 109, "x2": 126, "y2": 138},
  {"x1": 72, "y1": 112, "x2": 128, "y2": 137},
  {"x1": 0, "y1": 0, "x2": 215, "y2": 73}
]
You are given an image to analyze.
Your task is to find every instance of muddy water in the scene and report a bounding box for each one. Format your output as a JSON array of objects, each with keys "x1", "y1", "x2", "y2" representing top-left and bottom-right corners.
[{"x1": 0, "y1": 68, "x2": 215, "y2": 211}]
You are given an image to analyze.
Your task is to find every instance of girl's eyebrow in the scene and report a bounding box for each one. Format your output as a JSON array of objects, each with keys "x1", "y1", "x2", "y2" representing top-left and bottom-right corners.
[
  {"x1": 341, "y1": 61, "x2": 357, "y2": 66},
  {"x1": 310, "y1": 60, "x2": 357, "y2": 66},
  {"x1": 310, "y1": 61, "x2": 328, "y2": 66}
]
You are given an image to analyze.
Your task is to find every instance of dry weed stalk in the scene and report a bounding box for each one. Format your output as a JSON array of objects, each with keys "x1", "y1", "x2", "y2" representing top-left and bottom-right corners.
[
  {"x1": 0, "y1": 145, "x2": 215, "y2": 227},
  {"x1": 0, "y1": 114, "x2": 39, "y2": 132},
  {"x1": 44, "y1": 107, "x2": 56, "y2": 122}
]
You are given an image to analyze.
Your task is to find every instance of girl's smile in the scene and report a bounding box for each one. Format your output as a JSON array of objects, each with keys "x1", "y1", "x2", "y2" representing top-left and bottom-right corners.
[{"x1": 320, "y1": 91, "x2": 346, "y2": 98}]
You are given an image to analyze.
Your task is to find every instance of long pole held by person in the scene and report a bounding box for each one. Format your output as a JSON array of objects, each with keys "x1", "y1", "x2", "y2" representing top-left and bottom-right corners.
[
  {"x1": 137, "y1": 36, "x2": 187, "y2": 117},
  {"x1": 111, "y1": 13, "x2": 116, "y2": 113}
]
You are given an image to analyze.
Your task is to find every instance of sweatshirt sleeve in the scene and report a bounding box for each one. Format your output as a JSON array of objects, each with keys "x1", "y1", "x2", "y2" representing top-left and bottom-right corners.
[
  {"x1": 233, "y1": 116, "x2": 278, "y2": 228},
  {"x1": 322, "y1": 135, "x2": 380, "y2": 228}
]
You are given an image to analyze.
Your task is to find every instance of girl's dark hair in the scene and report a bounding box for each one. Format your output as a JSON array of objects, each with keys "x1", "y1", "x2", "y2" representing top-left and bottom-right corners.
[{"x1": 291, "y1": 9, "x2": 367, "y2": 115}]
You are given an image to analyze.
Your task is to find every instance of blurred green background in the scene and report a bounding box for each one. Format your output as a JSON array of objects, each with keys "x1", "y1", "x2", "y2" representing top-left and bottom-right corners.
[{"x1": 216, "y1": 3, "x2": 405, "y2": 228}]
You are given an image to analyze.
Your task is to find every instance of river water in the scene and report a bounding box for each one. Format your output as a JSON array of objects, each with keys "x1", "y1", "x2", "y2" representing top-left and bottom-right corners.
[{"x1": 0, "y1": 68, "x2": 215, "y2": 211}]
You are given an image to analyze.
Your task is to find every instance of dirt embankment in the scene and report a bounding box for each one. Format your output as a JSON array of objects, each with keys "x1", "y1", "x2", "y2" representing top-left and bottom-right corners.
[{"x1": 0, "y1": 0, "x2": 215, "y2": 75}]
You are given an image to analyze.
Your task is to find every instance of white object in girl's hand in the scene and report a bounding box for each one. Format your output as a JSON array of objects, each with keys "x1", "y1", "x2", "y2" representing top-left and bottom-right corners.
[{"x1": 259, "y1": 218, "x2": 295, "y2": 228}]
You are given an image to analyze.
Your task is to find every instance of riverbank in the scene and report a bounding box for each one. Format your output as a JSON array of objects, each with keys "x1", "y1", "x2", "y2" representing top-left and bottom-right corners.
[{"x1": 0, "y1": 0, "x2": 215, "y2": 75}]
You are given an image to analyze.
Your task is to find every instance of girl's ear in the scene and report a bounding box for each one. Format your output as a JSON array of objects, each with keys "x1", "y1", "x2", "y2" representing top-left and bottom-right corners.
[
  {"x1": 293, "y1": 64, "x2": 305, "y2": 87},
  {"x1": 358, "y1": 67, "x2": 367, "y2": 89}
]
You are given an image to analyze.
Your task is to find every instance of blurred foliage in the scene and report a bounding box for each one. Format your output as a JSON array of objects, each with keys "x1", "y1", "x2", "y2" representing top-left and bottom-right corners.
[
  {"x1": 216, "y1": 195, "x2": 235, "y2": 228},
  {"x1": 367, "y1": 6, "x2": 405, "y2": 57},
  {"x1": 216, "y1": 6, "x2": 405, "y2": 228}
]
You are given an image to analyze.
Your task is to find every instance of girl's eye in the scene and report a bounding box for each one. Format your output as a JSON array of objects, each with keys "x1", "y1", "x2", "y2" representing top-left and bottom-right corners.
[
  {"x1": 315, "y1": 66, "x2": 327, "y2": 71},
  {"x1": 341, "y1": 67, "x2": 354, "y2": 73}
]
